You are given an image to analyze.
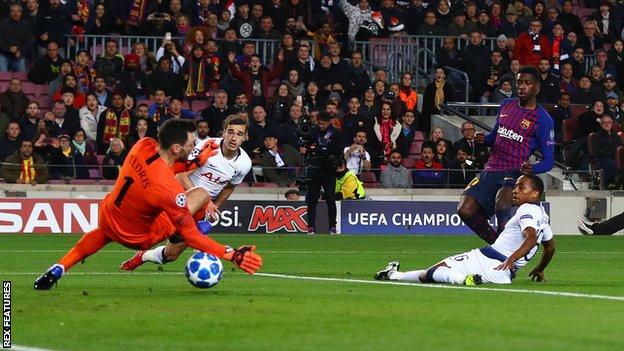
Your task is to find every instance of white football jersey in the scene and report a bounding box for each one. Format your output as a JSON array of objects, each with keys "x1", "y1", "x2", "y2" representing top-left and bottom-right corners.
[
  {"x1": 491, "y1": 203, "x2": 553, "y2": 269},
  {"x1": 188, "y1": 138, "x2": 252, "y2": 199}
]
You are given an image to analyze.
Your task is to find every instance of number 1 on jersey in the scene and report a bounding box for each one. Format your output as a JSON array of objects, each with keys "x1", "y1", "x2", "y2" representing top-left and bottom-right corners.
[{"x1": 115, "y1": 177, "x2": 135, "y2": 207}]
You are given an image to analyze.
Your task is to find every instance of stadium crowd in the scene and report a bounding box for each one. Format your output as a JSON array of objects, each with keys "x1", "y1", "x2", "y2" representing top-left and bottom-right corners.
[{"x1": 0, "y1": 0, "x2": 621, "y2": 188}]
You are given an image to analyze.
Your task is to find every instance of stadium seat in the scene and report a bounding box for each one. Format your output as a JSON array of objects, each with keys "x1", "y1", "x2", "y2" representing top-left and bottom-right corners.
[
  {"x1": 414, "y1": 131, "x2": 424, "y2": 141},
  {"x1": 182, "y1": 100, "x2": 191, "y2": 110},
  {"x1": 359, "y1": 171, "x2": 377, "y2": 183},
  {"x1": 570, "y1": 105, "x2": 589, "y2": 119},
  {"x1": 251, "y1": 182, "x2": 279, "y2": 188},
  {"x1": 409, "y1": 140, "x2": 423, "y2": 155},
  {"x1": 562, "y1": 118, "x2": 578, "y2": 143},
  {"x1": 136, "y1": 99, "x2": 153, "y2": 108},
  {"x1": 587, "y1": 132, "x2": 598, "y2": 158},
  {"x1": 616, "y1": 146, "x2": 624, "y2": 170},
  {"x1": 89, "y1": 169, "x2": 102, "y2": 179},
  {"x1": 12, "y1": 71, "x2": 27, "y2": 81},
  {"x1": 191, "y1": 100, "x2": 210, "y2": 112},
  {"x1": 99, "y1": 179, "x2": 116, "y2": 185},
  {"x1": 0, "y1": 71, "x2": 12, "y2": 81},
  {"x1": 402, "y1": 158, "x2": 416, "y2": 168},
  {"x1": 365, "y1": 182, "x2": 382, "y2": 188}
]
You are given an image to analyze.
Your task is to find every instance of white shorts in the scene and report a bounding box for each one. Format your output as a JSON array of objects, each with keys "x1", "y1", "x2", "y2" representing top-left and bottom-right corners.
[{"x1": 442, "y1": 249, "x2": 512, "y2": 284}]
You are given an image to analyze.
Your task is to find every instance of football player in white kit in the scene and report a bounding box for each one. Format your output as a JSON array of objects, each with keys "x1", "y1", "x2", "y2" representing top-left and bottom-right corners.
[
  {"x1": 120, "y1": 114, "x2": 253, "y2": 270},
  {"x1": 375, "y1": 174, "x2": 556, "y2": 285}
]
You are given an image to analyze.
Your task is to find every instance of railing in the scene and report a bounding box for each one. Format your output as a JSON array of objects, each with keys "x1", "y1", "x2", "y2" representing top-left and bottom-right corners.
[
  {"x1": 444, "y1": 66, "x2": 470, "y2": 103},
  {"x1": 64, "y1": 34, "x2": 288, "y2": 66}
]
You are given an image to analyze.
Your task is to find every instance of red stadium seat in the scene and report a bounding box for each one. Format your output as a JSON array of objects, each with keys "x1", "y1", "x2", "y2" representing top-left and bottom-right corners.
[
  {"x1": 587, "y1": 132, "x2": 598, "y2": 158},
  {"x1": 409, "y1": 140, "x2": 423, "y2": 155},
  {"x1": 562, "y1": 118, "x2": 578, "y2": 143},
  {"x1": 359, "y1": 171, "x2": 377, "y2": 183},
  {"x1": 182, "y1": 100, "x2": 191, "y2": 110},
  {"x1": 12, "y1": 72, "x2": 27, "y2": 81},
  {"x1": 570, "y1": 105, "x2": 589, "y2": 119},
  {"x1": 89, "y1": 169, "x2": 102, "y2": 179},
  {"x1": 414, "y1": 131, "x2": 424, "y2": 141},
  {"x1": 401, "y1": 158, "x2": 416, "y2": 168},
  {"x1": 251, "y1": 182, "x2": 279, "y2": 188},
  {"x1": 191, "y1": 100, "x2": 210, "y2": 112},
  {"x1": 0, "y1": 71, "x2": 12, "y2": 82}
]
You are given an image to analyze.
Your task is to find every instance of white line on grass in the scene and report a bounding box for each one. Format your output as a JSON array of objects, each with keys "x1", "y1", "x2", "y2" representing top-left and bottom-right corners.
[
  {"x1": 253, "y1": 272, "x2": 624, "y2": 302},
  {"x1": 11, "y1": 345, "x2": 57, "y2": 351},
  {"x1": 2, "y1": 271, "x2": 623, "y2": 302}
]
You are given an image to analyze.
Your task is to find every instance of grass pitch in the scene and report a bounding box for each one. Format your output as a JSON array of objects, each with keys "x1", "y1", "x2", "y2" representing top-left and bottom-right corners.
[{"x1": 2, "y1": 234, "x2": 624, "y2": 351}]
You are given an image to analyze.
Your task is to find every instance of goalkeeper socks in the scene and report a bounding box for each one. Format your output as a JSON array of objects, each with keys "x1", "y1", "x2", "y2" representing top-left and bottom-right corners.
[
  {"x1": 142, "y1": 246, "x2": 166, "y2": 264},
  {"x1": 390, "y1": 270, "x2": 425, "y2": 282},
  {"x1": 462, "y1": 212, "x2": 497, "y2": 244},
  {"x1": 430, "y1": 266, "x2": 465, "y2": 285}
]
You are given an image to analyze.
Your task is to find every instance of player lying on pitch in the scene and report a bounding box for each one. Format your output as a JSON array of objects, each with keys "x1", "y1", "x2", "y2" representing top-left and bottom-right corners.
[
  {"x1": 120, "y1": 114, "x2": 252, "y2": 270},
  {"x1": 34, "y1": 119, "x2": 262, "y2": 290},
  {"x1": 375, "y1": 174, "x2": 555, "y2": 285}
]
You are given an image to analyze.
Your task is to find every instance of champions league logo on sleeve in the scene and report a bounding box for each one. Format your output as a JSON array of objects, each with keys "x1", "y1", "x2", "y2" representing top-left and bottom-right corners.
[{"x1": 175, "y1": 193, "x2": 187, "y2": 208}]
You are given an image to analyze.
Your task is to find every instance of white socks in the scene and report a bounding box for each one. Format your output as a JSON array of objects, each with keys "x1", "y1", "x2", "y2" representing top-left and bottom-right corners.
[
  {"x1": 141, "y1": 246, "x2": 166, "y2": 264},
  {"x1": 389, "y1": 270, "x2": 425, "y2": 282}
]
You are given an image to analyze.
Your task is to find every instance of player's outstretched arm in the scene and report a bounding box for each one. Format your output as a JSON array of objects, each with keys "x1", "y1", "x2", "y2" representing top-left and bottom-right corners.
[
  {"x1": 529, "y1": 238, "x2": 555, "y2": 282},
  {"x1": 495, "y1": 227, "x2": 538, "y2": 271}
]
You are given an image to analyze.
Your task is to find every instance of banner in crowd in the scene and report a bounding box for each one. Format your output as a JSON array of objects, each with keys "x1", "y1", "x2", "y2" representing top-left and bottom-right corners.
[
  {"x1": 0, "y1": 199, "x2": 328, "y2": 234},
  {"x1": 340, "y1": 201, "x2": 550, "y2": 235}
]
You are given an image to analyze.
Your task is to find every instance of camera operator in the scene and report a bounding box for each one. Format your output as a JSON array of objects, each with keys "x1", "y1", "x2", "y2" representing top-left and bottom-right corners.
[{"x1": 300, "y1": 111, "x2": 343, "y2": 235}]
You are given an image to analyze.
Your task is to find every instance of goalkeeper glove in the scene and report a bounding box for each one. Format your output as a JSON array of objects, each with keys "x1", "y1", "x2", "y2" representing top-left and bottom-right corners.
[{"x1": 223, "y1": 245, "x2": 263, "y2": 274}]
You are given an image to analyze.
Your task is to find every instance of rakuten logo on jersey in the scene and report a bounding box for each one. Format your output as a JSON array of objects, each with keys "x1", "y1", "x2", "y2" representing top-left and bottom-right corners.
[
  {"x1": 497, "y1": 126, "x2": 524, "y2": 142},
  {"x1": 248, "y1": 206, "x2": 308, "y2": 233}
]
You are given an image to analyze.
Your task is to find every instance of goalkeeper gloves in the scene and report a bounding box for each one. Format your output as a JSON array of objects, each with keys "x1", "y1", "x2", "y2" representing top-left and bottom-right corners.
[
  {"x1": 224, "y1": 245, "x2": 263, "y2": 274},
  {"x1": 189, "y1": 139, "x2": 220, "y2": 168}
]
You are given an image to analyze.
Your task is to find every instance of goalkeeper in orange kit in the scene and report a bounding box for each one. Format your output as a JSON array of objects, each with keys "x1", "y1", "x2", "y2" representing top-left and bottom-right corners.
[{"x1": 34, "y1": 119, "x2": 262, "y2": 290}]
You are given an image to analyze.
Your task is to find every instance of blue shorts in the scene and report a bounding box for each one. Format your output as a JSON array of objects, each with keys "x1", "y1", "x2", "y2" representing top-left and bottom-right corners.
[{"x1": 462, "y1": 170, "x2": 521, "y2": 218}]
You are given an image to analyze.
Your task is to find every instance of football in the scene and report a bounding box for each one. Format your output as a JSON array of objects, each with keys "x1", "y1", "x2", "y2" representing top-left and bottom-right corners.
[{"x1": 185, "y1": 252, "x2": 223, "y2": 289}]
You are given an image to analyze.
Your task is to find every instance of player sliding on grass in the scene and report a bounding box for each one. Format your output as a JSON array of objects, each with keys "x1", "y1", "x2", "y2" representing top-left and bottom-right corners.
[
  {"x1": 457, "y1": 66, "x2": 555, "y2": 244},
  {"x1": 375, "y1": 174, "x2": 555, "y2": 285},
  {"x1": 34, "y1": 119, "x2": 262, "y2": 290},
  {"x1": 120, "y1": 115, "x2": 252, "y2": 270}
]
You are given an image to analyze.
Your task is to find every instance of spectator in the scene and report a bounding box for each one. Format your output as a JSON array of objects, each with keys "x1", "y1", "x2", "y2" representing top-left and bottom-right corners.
[
  {"x1": 283, "y1": 44, "x2": 314, "y2": 84},
  {"x1": 119, "y1": 54, "x2": 149, "y2": 101},
  {"x1": 202, "y1": 89, "x2": 231, "y2": 137},
  {"x1": 447, "y1": 146, "x2": 477, "y2": 188},
  {"x1": 394, "y1": 111, "x2": 418, "y2": 158},
  {"x1": 549, "y1": 22, "x2": 572, "y2": 73},
  {"x1": 342, "y1": 97, "x2": 371, "y2": 145},
  {"x1": 96, "y1": 93, "x2": 131, "y2": 154},
  {"x1": 160, "y1": 97, "x2": 196, "y2": 124},
  {"x1": 150, "y1": 57, "x2": 184, "y2": 99},
  {"x1": 373, "y1": 101, "x2": 401, "y2": 158},
  {"x1": 19, "y1": 101, "x2": 40, "y2": 142},
  {"x1": 277, "y1": 104, "x2": 303, "y2": 149},
  {"x1": 94, "y1": 39, "x2": 124, "y2": 87},
  {"x1": 595, "y1": 50, "x2": 618, "y2": 80},
  {"x1": 404, "y1": 0, "x2": 426, "y2": 35},
  {"x1": 453, "y1": 121, "x2": 489, "y2": 169},
  {"x1": 79, "y1": 94, "x2": 106, "y2": 143},
  {"x1": 417, "y1": 10, "x2": 446, "y2": 36},
  {"x1": 537, "y1": 58, "x2": 561, "y2": 103},
  {"x1": 343, "y1": 130, "x2": 372, "y2": 174},
  {"x1": 565, "y1": 100, "x2": 604, "y2": 169},
  {"x1": 559, "y1": 0, "x2": 582, "y2": 36},
  {"x1": 448, "y1": 11, "x2": 476, "y2": 38},
  {"x1": 1, "y1": 139, "x2": 49, "y2": 184},
  {"x1": 588, "y1": 1, "x2": 620, "y2": 44},
  {"x1": 500, "y1": 6, "x2": 526, "y2": 38},
  {"x1": 28, "y1": 41, "x2": 64, "y2": 84},
  {"x1": 126, "y1": 117, "x2": 153, "y2": 150},
  {"x1": 71, "y1": 128, "x2": 97, "y2": 166},
  {"x1": 436, "y1": 37, "x2": 462, "y2": 70},
  {"x1": 558, "y1": 62, "x2": 578, "y2": 96},
  {"x1": 49, "y1": 133, "x2": 89, "y2": 180},
  {"x1": 47, "y1": 61, "x2": 73, "y2": 104},
  {"x1": 602, "y1": 75, "x2": 621, "y2": 99},
  {"x1": 268, "y1": 83, "x2": 292, "y2": 123},
  {"x1": 91, "y1": 76, "x2": 112, "y2": 107},
  {"x1": 578, "y1": 20, "x2": 603, "y2": 54},
  {"x1": 434, "y1": 138, "x2": 453, "y2": 167},
  {"x1": 513, "y1": 19, "x2": 552, "y2": 68},
  {"x1": 259, "y1": 131, "x2": 302, "y2": 186},
  {"x1": 338, "y1": 0, "x2": 372, "y2": 43},
  {"x1": 462, "y1": 30, "x2": 492, "y2": 101},
  {"x1": 102, "y1": 137, "x2": 126, "y2": 180},
  {"x1": 0, "y1": 121, "x2": 22, "y2": 162},
  {"x1": 605, "y1": 92, "x2": 623, "y2": 123},
  {"x1": 590, "y1": 114, "x2": 623, "y2": 186},
  {"x1": 71, "y1": 50, "x2": 94, "y2": 94},
  {"x1": 412, "y1": 144, "x2": 444, "y2": 187},
  {"x1": 284, "y1": 189, "x2": 300, "y2": 201},
  {"x1": 572, "y1": 76, "x2": 603, "y2": 105},
  {"x1": 156, "y1": 40, "x2": 186, "y2": 75},
  {"x1": 303, "y1": 80, "x2": 322, "y2": 114},
  {"x1": 397, "y1": 72, "x2": 418, "y2": 113},
  {"x1": 424, "y1": 126, "x2": 453, "y2": 155},
  {"x1": 34, "y1": 0, "x2": 72, "y2": 56},
  {"x1": 482, "y1": 50, "x2": 510, "y2": 102},
  {"x1": 491, "y1": 77, "x2": 516, "y2": 103},
  {"x1": 85, "y1": 3, "x2": 112, "y2": 35},
  {"x1": 313, "y1": 21, "x2": 338, "y2": 59},
  {"x1": 247, "y1": 106, "x2": 275, "y2": 157},
  {"x1": 195, "y1": 119, "x2": 210, "y2": 142},
  {"x1": 421, "y1": 67, "x2": 454, "y2": 135},
  {"x1": 257, "y1": 16, "x2": 282, "y2": 40},
  {"x1": 228, "y1": 50, "x2": 284, "y2": 107},
  {"x1": 570, "y1": 46, "x2": 586, "y2": 80},
  {"x1": 132, "y1": 42, "x2": 157, "y2": 75},
  {"x1": 608, "y1": 39, "x2": 624, "y2": 89},
  {"x1": 46, "y1": 100, "x2": 80, "y2": 137},
  {"x1": 0, "y1": 4, "x2": 32, "y2": 72},
  {"x1": 181, "y1": 45, "x2": 208, "y2": 99},
  {"x1": 52, "y1": 74, "x2": 86, "y2": 108},
  {"x1": 380, "y1": 149, "x2": 412, "y2": 188},
  {"x1": 335, "y1": 159, "x2": 366, "y2": 200},
  {"x1": 551, "y1": 92, "x2": 572, "y2": 142},
  {"x1": 232, "y1": 92, "x2": 251, "y2": 115},
  {"x1": 0, "y1": 78, "x2": 29, "y2": 120}
]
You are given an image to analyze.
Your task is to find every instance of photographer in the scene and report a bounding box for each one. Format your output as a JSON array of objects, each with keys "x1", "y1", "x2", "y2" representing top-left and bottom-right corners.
[{"x1": 300, "y1": 111, "x2": 343, "y2": 235}]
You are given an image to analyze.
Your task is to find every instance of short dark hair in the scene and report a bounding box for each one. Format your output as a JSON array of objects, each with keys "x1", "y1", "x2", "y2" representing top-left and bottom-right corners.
[
  {"x1": 523, "y1": 174, "x2": 545, "y2": 197},
  {"x1": 158, "y1": 119, "x2": 196, "y2": 150},
  {"x1": 318, "y1": 111, "x2": 332, "y2": 122},
  {"x1": 20, "y1": 139, "x2": 33, "y2": 147},
  {"x1": 518, "y1": 65, "x2": 540, "y2": 82}
]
